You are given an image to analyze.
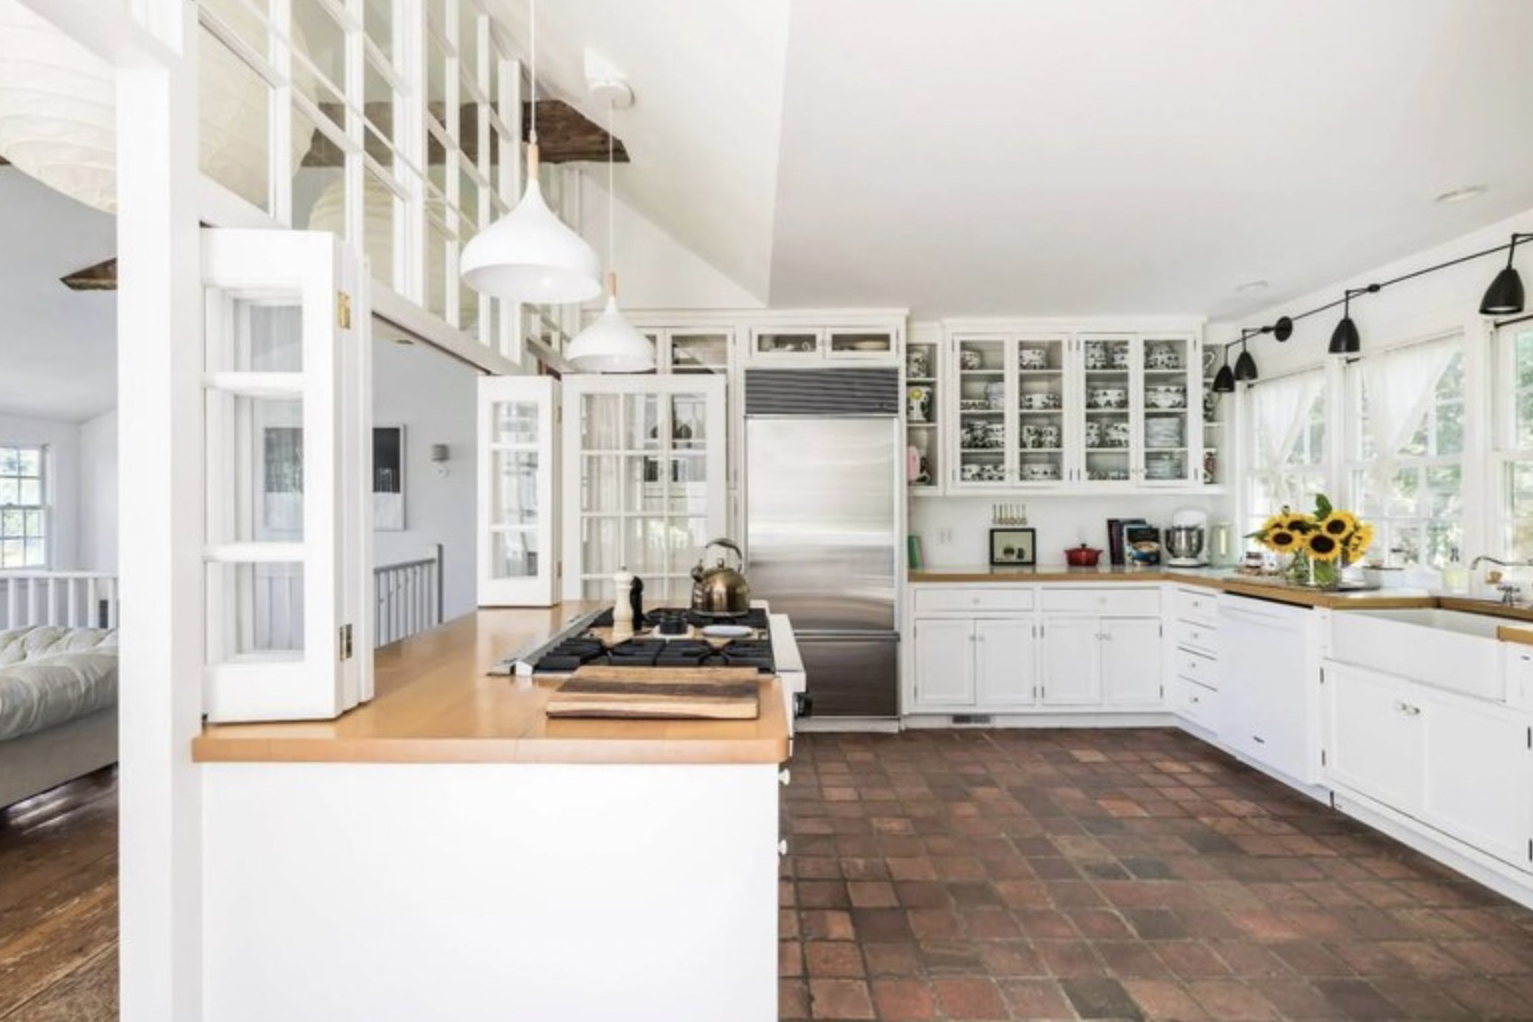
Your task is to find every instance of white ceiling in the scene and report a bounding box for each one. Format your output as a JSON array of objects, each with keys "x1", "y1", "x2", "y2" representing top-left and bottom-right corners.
[
  {"x1": 509, "y1": 0, "x2": 1533, "y2": 320},
  {"x1": 0, "y1": 167, "x2": 115, "y2": 421},
  {"x1": 769, "y1": 0, "x2": 1533, "y2": 319}
]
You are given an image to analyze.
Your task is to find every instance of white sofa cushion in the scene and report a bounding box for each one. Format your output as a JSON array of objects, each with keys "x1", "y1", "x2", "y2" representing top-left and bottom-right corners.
[{"x1": 0, "y1": 626, "x2": 118, "y2": 742}]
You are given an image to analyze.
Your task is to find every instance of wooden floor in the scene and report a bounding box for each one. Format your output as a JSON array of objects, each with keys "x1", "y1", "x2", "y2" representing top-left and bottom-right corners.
[{"x1": 0, "y1": 768, "x2": 118, "y2": 1022}]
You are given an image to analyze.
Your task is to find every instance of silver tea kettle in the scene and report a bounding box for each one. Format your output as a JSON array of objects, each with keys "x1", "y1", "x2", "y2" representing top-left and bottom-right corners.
[{"x1": 690, "y1": 538, "x2": 751, "y2": 617}]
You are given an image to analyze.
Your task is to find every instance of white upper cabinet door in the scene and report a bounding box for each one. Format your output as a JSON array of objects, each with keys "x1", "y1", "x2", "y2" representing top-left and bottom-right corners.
[
  {"x1": 1040, "y1": 616, "x2": 1101, "y2": 705},
  {"x1": 1419, "y1": 690, "x2": 1533, "y2": 871},
  {"x1": 561, "y1": 375, "x2": 728, "y2": 604},
  {"x1": 1100, "y1": 617, "x2": 1163, "y2": 707},
  {"x1": 975, "y1": 618, "x2": 1037, "y2": 708},
  {"x1": 912, "y1": 618, "x2": 976, "y2": 708},
  {"x1": 477, "y1": 376, "x2": 559, "y2": 607},
  {"x1": 1322, "y1": 661, "x2": 1424, "y2": 816},
  {"x1": 201, "y1": 229, "x2": 371, "y2": 722}
]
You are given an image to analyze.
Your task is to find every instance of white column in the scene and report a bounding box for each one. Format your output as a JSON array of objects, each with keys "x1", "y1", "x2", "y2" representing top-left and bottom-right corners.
[{"x1": 115, "y1": 6, "x2": 206, "y2": 1021}]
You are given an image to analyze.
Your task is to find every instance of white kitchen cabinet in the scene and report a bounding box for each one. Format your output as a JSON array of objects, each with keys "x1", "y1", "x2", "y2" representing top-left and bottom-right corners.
[
  {"x1": 1324, "y1": 658, "x2": 1533, "y2": 872},
  {"x1": 747, "y1": 324, "x2": 901, "y2": 363},
  {"x1": 906, "y1": 333, "x2": 941, "y2": 495},
  {"x1": 975, "y1": 618, "x2": 1038, "y2": 708},
  {"x1": 1420, "y1": 690, "x2": 1533, "y2": 869},
  {"x1": 1323, "y1": 660, "x2": 1423, "y2": 814},
  {"x1": 1101, "y1": 617, "x2": 1163, "y2": 706},
  {"x1": 561, "y1": 375, "x2": 728, "y2": 604},
  {"x1": 912, "y1": 618, "x2": 977, "y2": 707},
  {"x1": 1039, "y1": 616, "x2": 1104, "y2": 705},
  {"x1": 941, "y1": 324, "x2": 1205, "y2": 494},
  {"x1": 909, "y1": 615, "x2": 1036, "y2": 711},
  {"x1": 1218, "y1": 594, "x2": 1313, "y2": 781},
  {"x1": 477, "y1": 376, "x2": 558, "y2": 607}
]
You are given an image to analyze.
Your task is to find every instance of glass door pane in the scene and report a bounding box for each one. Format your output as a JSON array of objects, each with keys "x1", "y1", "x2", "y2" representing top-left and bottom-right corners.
[
  {"x1": 1081, "y1": 336, "x2": 1131, "y2": 484},
  {"x1": 1015, "y1": 337, "x2": 1066, "y2": 485},
  {"x1": 1142, "y1": 337, "x2": 1191, "y2": 483},
  {"x1": 955, "y1": 338, "x2": 1007, "y2": 485},
  {"x1": 478, "y1": 377, "x2": 558, "y2": 605},
  {"x1": 670, "y1": 332, "x2": 730, "y2": 373}
]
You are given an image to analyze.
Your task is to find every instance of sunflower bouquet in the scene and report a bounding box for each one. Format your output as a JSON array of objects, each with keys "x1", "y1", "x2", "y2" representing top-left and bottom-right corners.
[{"x1": 1250, "y1": 494, "x2": 1373, "y2": 588}]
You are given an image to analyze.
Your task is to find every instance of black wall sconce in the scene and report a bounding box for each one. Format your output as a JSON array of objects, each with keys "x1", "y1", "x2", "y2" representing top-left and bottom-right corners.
[
  {"x1": 1233, "y1": 328, "x2": 1260, "y2": 382},
  {"x1": 1328, "y1": 284, "x2": 1378, "y2": 355},
  {"x1": 1211, "y1": 345, "x2": 1236, "y2": 393}
]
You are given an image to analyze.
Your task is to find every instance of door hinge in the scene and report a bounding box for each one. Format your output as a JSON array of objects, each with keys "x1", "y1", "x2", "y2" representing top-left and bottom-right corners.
[
  {"x1": 1320, "y1": 668, "x2": 1326, "y2": 685},
  {"x1": 1527, "y1": 838, "x2": 1532, "y2": 862},
  {"x1": 338, "y1": 623, "x2": 353, "y2": 661},
  {"x1": 1526, "y1": 726, "x2": 1530, "y2": 750},
  {"x1": 337, "y1": 290, "x2": 352, "y2": 330},
  {"x1": 1320, "y1": 749, "x2": 1327, "y2": 766}
]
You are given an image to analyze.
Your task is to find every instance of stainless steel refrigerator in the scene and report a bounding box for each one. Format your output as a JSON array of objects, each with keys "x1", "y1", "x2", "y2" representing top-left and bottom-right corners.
[{"x1": 744, "y1": 368, "x2": 901, "y2": 718}]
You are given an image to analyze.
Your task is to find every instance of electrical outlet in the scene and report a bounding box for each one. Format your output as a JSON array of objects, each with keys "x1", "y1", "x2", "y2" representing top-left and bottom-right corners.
[{"x1": 936, "y1": 527, "x2": 954, "y2": 545}]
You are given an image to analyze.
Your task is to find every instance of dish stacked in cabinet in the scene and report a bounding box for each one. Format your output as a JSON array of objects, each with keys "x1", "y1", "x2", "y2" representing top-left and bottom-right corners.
[{"x1": 1167, "y1": 586, "x2": 1219, "y2": 729}]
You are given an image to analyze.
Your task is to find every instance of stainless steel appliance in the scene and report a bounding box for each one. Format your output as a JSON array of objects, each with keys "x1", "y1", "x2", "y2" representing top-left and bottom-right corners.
[
  {"x1": 690, "y1": 538, "x2": 752, "y2": 616},
  {"x1": 744, "y1": 368, "x2": 902, "y2": 718},
  {"x1": 1165, "y1": 508, "x2": 1209, "y2": 567}
]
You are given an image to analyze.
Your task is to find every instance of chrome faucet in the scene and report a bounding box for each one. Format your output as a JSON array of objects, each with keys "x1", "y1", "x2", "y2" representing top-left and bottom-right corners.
[
  {"x1": 1499, "y1": 583, "x2": 1522, "y2": 606},
  {"x1": 1471, "y1": 555, "x2": 1523, "y2": 571}
]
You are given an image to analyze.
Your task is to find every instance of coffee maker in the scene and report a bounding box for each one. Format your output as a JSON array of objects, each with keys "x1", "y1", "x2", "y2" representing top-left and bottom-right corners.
[{"x1": 1164, "y1": 508, "x2": 1209, "y2": 567}]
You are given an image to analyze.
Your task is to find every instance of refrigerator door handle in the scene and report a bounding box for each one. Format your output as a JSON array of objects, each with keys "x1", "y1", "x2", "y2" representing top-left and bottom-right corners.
[{"x1": 795, "y1": 629, "x2": 901, "y2": 642}]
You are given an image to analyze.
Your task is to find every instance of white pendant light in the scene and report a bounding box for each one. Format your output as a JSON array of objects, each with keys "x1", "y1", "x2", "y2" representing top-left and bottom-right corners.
[
  {"x1": 459, "y1": 0, "x2": 601, "y2": 305},
  {"x1": 566, "y1": 80, "x2": 653, "y2": 373}
]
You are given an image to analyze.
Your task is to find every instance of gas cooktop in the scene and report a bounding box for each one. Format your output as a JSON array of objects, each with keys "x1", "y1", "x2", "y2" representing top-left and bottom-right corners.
[
  {"x1": 589, "y1": 607, "x2": 771, "y2": 632},
  {"x1": 528, "y1": 607, "x2": 776, "y2": 675}
]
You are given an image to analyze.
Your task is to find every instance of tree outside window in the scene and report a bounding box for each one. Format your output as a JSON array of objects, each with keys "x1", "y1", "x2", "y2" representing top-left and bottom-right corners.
[{"x1": 0, "y1": 445, "x2": 47, "y2": 568}]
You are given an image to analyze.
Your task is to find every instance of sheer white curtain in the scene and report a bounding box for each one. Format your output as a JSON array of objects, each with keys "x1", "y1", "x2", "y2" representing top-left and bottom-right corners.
[
  {"x1": 1250, "y1": 372, "x2": 1325, "y2": 510},
  {"x1": 1358, "y1": 338, "x2": 1457, "y2": 492}
]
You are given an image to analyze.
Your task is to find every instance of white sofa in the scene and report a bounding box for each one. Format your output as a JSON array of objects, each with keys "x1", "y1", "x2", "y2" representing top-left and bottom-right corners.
[{"x1": 0, "y1": 625, "x2": 118, "y2": 808}]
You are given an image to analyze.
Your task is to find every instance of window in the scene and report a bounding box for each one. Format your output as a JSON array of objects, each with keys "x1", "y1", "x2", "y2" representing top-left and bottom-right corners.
[
  {"x1": 1349, "y1": 338, "x2": 1465, "y2": 568},
  {"x1": 1244, "y1": 370, "x2": 1327, "y2": 540},
  {"x1": 0, "y1": 445, "x2": 47, "y2": 567},
  {"x1": 1496, "y1": 326, "x2": 1533, "y2": 557}
]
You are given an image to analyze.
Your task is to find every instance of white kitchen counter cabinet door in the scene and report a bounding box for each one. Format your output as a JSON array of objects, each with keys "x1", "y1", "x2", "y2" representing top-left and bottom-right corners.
[
  {"x1": 975, "y1": 618, "x2": 1038, "y2": 708},
  {"x1": 1323, "y1": 661, "x2": 1424, "y2": 816},
  {"x1": 561, "y1": 375, "x2": 728, "y2": 604},
  {"x1": 477, "y1": 376, "x2": 558, "y2": 606},
  {"x1": 912, "y1": 618, "x2": 977, "y2": 707},
  {"x1": 1418, "y1": 690, "x2": 1533, "y2": 871},
  {"x1": 201, "y1": 229, "x2": 371, "y2": 722},
  {"x1": 1040, "y1": 616, "x2": 1102, "y2": 705},
  {"x1": 1100, "y1": 617, "x2": 1162, "y2": 706}
]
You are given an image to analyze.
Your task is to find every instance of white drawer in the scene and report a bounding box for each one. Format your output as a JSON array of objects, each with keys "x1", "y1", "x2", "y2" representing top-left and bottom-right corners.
[
  {"x1": 1174, "y1": 647, "x2": 1218, "y2": 687},
  {"x1": 1040, "y1": 587, "x2": 1160, "y2": 616},
  {"x1": 913, "y1": 587, "x2": 1034, "y2": 614},
  {"x1": 1171, "y1": 586, "x2": 1218, "y2": 627},
  {"x1": 1171, "y1": 674, "x2": 1218, "y2": 727},
  {"x1": 1172, "y1": 618, "x2": 1218, "y2": 656}
]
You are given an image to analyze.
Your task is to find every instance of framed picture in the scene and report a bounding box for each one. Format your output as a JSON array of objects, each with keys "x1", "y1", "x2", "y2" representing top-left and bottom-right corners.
[
  {"x1": 373, "y1": 425, "x2": 405, "y2": 531},
  {"x1": 989, "y1": 527, "x2": 1036, "y2": 566}
]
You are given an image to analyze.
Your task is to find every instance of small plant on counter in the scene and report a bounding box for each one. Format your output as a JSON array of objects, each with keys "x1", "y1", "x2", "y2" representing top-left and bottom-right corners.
[{"x1": 1249, "y1": 493, "x2": 1374, "y2": 588}]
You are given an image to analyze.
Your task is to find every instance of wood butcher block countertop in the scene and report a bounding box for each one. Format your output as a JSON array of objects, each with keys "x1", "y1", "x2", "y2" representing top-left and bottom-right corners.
[
  {"x1": 908, "y1": 565, "x2": 1438, "y2": 610},
  {"x1": 193, "y1": 605, "x2": 790, "y2": 766}
]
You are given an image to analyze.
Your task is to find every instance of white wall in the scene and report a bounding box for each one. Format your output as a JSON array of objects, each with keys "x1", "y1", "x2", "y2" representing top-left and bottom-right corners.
[
  {"x1": 372, "y1": 335, "x2": 479, "y2": 621},
  {"x1": 910, "y1": 493, "x2": 1226, "y2": 569},
  {"x1": 79, "y1": 410, "x2": 118, "y2": 570},
  {"x1": 576, "y1": 176, "x2": 763, "y2": 311},
  {"x1": 0, "y1": 413, "x2": 82, "y2": 569}
]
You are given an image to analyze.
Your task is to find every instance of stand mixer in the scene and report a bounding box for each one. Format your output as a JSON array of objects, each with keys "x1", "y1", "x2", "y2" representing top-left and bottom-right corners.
[{"x1": 1164, "y1": 508, "x2": 1209, "y2": 567}]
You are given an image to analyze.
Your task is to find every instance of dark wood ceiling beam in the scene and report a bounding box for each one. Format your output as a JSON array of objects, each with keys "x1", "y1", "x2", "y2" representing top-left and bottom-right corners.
[
  {"x1": 60, "y1": 257, "x2": 117, "y2": 291},
  {"x1": 301, "y1": 99, "x2": 626, "y2": 169}
]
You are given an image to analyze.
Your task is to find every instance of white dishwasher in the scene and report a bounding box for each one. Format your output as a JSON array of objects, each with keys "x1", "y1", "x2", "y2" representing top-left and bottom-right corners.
[{"x1": 1216, "y1": 593, "x2": 1315, "y2": 783}]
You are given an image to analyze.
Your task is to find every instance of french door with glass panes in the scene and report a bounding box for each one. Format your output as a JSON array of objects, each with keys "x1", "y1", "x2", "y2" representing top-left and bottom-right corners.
[
  {"x1": 202, "y1": 229, "x2": 371, "y2": 722},
  {"x1": 477, "y1": 376, "x2": 558, "y2": 605},
  {"x1": 561, "y1": 376, "x2": 728, "y2": 604}
]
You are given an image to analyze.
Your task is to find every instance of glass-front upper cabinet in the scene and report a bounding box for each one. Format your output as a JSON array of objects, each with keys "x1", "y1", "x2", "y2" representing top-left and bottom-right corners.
[
  {"x1": 562, "y1": 376, "x2": 728, "y2": 604},
  {"x1": 1077, "y1": 333, "x2": 1201, "y2": 487},
  {"x1": 201, "y1": 229, "x2": 371, "y2": 722},
  {"x1": 748, "y1": 325, "x2": 901, "y2": 363},
  {"x1": 905, "y1": 335, "x2": 940, "y2": 494},
  {"x1": 477, "y1": 376, "x2": 558, "y2": 606},
  {"x1": 947, "y1": 333, "x2": 1068, "y2": 489}
]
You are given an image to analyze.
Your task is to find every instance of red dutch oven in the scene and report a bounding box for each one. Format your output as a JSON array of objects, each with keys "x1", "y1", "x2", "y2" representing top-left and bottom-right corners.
[{"x1": 1064, "y1": 543, "x2": 1102, "y2": 567}]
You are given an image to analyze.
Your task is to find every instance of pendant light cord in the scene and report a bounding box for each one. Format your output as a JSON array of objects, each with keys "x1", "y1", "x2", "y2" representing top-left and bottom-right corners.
[
  {"x1": 607, "y1": 99, "x2": 616, "y2": 296},
  {"x1": 528, "y1": 0, "x2": 537, "y2": 145}
]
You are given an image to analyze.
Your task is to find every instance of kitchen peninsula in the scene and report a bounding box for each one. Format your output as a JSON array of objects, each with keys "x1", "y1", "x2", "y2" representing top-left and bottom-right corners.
[{"x1": 192, "y1": 606, "x2": 792, "y2": 1022}]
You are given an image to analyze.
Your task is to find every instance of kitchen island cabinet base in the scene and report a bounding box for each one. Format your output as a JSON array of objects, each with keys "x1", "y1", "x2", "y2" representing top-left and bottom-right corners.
[{"x1": 201, "y1": 761, "x2": 779, "y2": 1022}]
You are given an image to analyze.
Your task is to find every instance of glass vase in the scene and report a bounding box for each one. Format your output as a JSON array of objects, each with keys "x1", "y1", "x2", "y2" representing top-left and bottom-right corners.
[{"x1": 1289, "y1": 551, "x2": 1342, "y2": 589}]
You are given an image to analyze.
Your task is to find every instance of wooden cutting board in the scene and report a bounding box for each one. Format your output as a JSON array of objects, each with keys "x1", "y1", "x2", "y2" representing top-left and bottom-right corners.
[{"x1": 545, "y1": 666, "x2": 761, "y2": 720}]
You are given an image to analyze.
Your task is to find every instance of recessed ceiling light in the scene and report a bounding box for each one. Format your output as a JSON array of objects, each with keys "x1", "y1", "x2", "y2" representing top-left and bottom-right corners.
[
  {"x1": 1235, "y1": 280, "x2": 1269, "y2": 293},
  {"x1": 1435, "y1": 185, "x2": 1486, "y2": 204}
]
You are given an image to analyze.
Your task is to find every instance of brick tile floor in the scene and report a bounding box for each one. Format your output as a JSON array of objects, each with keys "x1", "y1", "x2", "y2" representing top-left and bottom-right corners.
[{"x1": 779, "y1": 728, "x2": 1533, "y2": 1021}]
